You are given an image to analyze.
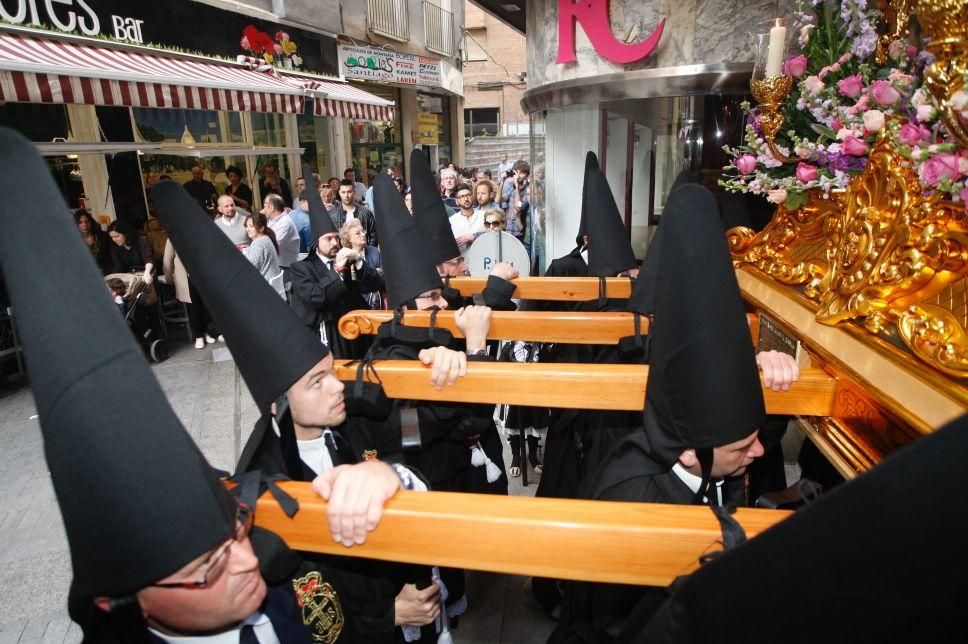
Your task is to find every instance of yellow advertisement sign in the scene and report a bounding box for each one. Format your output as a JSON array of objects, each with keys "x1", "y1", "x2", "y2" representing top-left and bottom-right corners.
[{"x1": 416, "y1": 112, "x2": 439, "y2": 145}]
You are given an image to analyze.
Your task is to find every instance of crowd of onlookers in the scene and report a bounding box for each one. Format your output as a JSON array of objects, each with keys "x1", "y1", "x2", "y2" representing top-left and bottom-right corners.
[{"x1": 74, "y1": 151, "x2": 530, "y2": 348}]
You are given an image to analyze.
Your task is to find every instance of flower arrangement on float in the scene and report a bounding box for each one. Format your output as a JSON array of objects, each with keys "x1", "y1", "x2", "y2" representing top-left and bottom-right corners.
[
  {"x1": 240, "y1": 26, "x2": 303, "y2": 68},
  {"x1": 720, "y1": 0, "x2": 968, "y2": 213}
]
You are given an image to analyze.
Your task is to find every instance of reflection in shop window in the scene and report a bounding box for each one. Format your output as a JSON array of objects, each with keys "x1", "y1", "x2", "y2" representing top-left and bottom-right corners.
[{"x1": 133, "y1": 108, "x2": 243, "y2": 144}]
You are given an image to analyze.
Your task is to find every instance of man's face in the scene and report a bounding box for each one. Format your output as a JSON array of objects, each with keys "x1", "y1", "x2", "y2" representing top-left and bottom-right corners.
[
  {"x1": 413, "y1": 288, "x2": 448, "y2": 310},
  {"x1": 437, "y1": 256, "x2": 469, "y2": 278},
  {"x1": 455, "y1": 188, "x2": 473, "y2": 210},
  {"x1": 261, "y1": 198, "x2": 274, "y2": 217},
  {"x1": 345, "y1": 170, "x2": 356, "y2": 182},
  {"x1": 338, "y1": 184, "x2": 355, "y2": 205},
  {"x1": 680, "y1": 430, "x2": 765, "y2": 479},
  {"x1": 287, "y1": 354, "x2": 347, "y2": 430},
  {"x1": 227, "y1": 171, "x2": 240, "y2": 184},
  {"x1": 475, "y1": 184, "x2": 492, "y2": 206},
  {"x1": 329, "y1": 179, "x2": 340, "y2": 191},
  {"x1": 191, "y1": 167, "x2": 204, "y2": 182},
  {"x1": 500, "y1": 153, "x2": 507, "y2": 162},
  {"x1": 442, "y1": 174, "x2": 457, "y2": 190},
  {"x1": 295, "y1": 178, "x2": 307, "y2": 194},
  {"x1": 135, "y1": 528, "x2": 265, "y2": 634},
  {"x1": 317, "y1": 232, "x2": 341, "y2": 259},
  {"x1": 217, "y1": 198, "x2": 236, "y2": 219}
]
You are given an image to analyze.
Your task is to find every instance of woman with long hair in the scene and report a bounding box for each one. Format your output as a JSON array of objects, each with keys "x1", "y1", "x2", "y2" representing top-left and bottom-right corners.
[
  {"x1": 107, "y1": 219, "x2": 154, "y2": 285},
  {"x1": 74, "y1": 210, "x2": 112, "y2": 274},
  {"x1": 243, "y1": 212, "x2": 282, "y2": 285}
]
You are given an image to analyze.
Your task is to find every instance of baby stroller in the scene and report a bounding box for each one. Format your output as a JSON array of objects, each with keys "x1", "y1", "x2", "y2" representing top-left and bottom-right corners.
[{"x1": 105, "y1": 273, "x2": 169, "y2": 363}]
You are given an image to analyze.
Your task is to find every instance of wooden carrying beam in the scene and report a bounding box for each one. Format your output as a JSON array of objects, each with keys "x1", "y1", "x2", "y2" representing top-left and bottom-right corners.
[
  {"x1": 339, "y1": 310, "x2": 651, "y2": 344},
  {"x1": 252, "y1": 483, "x2": 792, "y2": 586},
  {"x1": 445, "y1": 276, "x2": 633, "y2": 300},
  {"x1": 334, "y1": 361, "x2": 839, "y2": 416}
]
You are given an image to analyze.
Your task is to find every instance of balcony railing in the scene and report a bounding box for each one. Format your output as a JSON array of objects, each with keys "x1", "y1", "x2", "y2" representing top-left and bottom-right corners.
[
  {"x1": 423, "y1": 1, "x2": 455, "y2": 57},
  {"x1": 367, "y1": 0, "x2": 409, "y2": 42}
]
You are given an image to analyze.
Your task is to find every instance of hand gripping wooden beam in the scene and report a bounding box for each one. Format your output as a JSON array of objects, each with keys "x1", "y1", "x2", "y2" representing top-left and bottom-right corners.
[
  {"x1": 444, "y1": 276, "x2": 633, "y2": 300},
  {"x1": 333, "y1": 361, "x2": 840, "y2": 417},
  {"x1": 250, "y1": 482, "x2": 792, "y2": 586}
]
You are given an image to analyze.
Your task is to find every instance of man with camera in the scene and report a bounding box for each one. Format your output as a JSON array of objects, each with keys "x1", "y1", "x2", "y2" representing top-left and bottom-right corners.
[{"x1": 501, "y1": 160, "x2": 531, "y2": 251}]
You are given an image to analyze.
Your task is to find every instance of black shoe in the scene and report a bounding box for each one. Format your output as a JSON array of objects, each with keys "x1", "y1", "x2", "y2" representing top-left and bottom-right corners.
[
  {"x1": 508, "y1": 434, "x2": 522, "y2": 477},
  {"x1": 527, "y1": 435, "x2": 543, "y2": 473}
]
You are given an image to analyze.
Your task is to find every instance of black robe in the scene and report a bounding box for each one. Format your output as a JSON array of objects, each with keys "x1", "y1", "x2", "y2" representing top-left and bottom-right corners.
[
  {"x1": 549, "y1": 431, "x2": 745, "y2": 644},
  {"x1": 290, "y1": 253, "x2": 384, "y2": 359}
]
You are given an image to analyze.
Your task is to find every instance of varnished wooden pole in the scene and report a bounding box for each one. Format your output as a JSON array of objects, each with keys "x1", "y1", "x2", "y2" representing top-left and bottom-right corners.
[
  {"x1": 252, "y1": 483, "x2": 792, "y2": 586},
  {"x1": 445, "y1": 276, "x2": 633, "y2": 300},
  {"x1": 333, "y1": 361, "x2": 839, "y2": 416}
]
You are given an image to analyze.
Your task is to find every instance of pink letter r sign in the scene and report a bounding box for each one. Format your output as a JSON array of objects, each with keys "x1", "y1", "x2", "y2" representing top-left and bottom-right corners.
[{"x1": 557, "y1": 0, "x2": 665, "y2": 64}]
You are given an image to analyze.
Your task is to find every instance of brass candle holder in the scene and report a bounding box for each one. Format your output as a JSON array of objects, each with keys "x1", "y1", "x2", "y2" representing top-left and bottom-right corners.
[
  {"x1": 750, "y1": 74, "x2": 803, "y2": 164},
  {"x1": 918, "y1": 0, "x2": 968, "y2": 148}
]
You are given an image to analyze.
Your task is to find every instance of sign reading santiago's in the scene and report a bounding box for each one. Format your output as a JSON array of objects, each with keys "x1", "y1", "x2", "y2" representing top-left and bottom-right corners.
[{"x1": 339, "y1": 44, "x2": 442, "y2": 88}]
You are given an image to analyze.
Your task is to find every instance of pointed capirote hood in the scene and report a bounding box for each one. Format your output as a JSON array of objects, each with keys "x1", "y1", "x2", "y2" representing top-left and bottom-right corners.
[
  {"x1": 153, "y1": 180, "x2": 328, "y2": 411},
  {"x1": 576, "y1": 150, "x2": 599, "y2": 246},
  {"x1": 642, "y1": 183, "x2": 765, "y2": 468},
  {"x1": 303, "y1": 164, "x2": 337, "y2": 242},
  {"x1": 636, "y1": 412, "x2": 968, "y2": 643},
  {"x1": 410, "y1": 149, "x2": 461, "y2": 264},
  {"x1": 585, "y1": 168, "x2": 638, "y2": 277},
  {"x1": 373, "y1": 173, "x2": 443, "y2": 308},
  {"x1": 0, "y1": 128, "x2": 236, "y2": 609},
  {"x1": 627, "y1": 169, "x2": 704, "y2": 315}
]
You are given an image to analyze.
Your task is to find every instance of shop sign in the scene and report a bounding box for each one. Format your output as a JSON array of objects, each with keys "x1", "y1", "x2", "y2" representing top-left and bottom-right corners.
[
  {"x1": 339, "y1": 44, "x2": 446, "y2": 90},
  {"x1": 0, "y1": 0, "x2": 339, "y2": 76},
  {"x1": 557, "y1": 0, "x2": 665, "y2": 65},
  {"x1": 416, "y1": 112, "x2": 439, "y2": 145}
]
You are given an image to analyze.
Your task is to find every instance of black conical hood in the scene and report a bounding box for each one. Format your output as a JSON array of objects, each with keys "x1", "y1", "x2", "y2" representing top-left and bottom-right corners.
[
  {"x1": 153, "y1": 181, "x2": 328, "y2": 411},
  {"x1": 643, "y1": 184, "x2": 765, "y2": 468},
  {"x1": 410, "y1": 149, "x2": 460, "y2": 264},
  {"x1": 576, "y1": 151, "x2": 599, "y2": 246},
  {"x1": 636, "y1": 412, "x2": 968, "y2": 643},
  {"x1": 0, "y1": 129, "x2": 235, "y2": 606},
  {"x1": 586, "y1": 169, "x2": 638, "y2": 277},
  {"x1": 373, "y1": 173, "x2": 442, "y2": 308},
  {"x1": 303, "y1": 164, "x2": 336, "y2": 241},
  {"x1": 628, "y1": 169, "x2": 703, "y2": 314}
]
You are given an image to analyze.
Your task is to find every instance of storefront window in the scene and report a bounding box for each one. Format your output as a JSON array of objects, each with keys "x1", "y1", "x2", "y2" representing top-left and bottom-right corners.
[
  {"x1": 133, "y1": 107, "x2": 243, "y2": 144},
  {"x1": 0, "y1": 103, "x2": 80, "y2": 207},
  {"x1": 417, "y1": 91, "x2": 452, "y2": 167},
  {"x1": 297, "y1": 111, "x2": 333, "y2": 180},
  {"x1": 251, "y1": 111, "x2": 290, "y2": 188},
  {"x1": 348, "y1": 84, "x2": 402, "y2": 184}
]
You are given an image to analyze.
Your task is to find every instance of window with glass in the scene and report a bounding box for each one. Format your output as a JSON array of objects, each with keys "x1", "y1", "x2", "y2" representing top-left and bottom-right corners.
[
  {"x1": 529, "y1": 110, "x2": 547, "y2": 273},
  {"x1": 297, "y1": 111, "x2": 333, "y2": 180},
  {"x1": 348, "y1": 84, "x2": 402, "y2": 183},
  {"x1": 133, "y1": 107, "x2": 243, "y2": 144},
  {"x1": 465, "y1": 108, "x2": 499, "y2": 138},
  {"x1": 417, "y1": 91, "x2": 452, "y2": 166}
]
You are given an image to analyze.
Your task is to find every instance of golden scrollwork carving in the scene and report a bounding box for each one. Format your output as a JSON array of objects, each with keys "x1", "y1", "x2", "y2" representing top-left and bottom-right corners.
[
  {"x1": 874, "y1": 0, "x2": 914, "y2": 65},
  {"x1": 750, "y1": 74, "x2": 804, "y2": 164},
  {"x1": 337, "y1": 314, "x2": 378, "y2": 340},
  {"x1": 731, "y1": 129, "x2": 968, "y2": 377},
  {"x1": 919, "y1": 0, "x2": 968, "y2": 148}
]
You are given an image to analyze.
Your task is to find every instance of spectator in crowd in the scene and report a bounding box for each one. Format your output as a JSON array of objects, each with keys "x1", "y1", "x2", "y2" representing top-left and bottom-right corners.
[
  {"x1": 242, "y1": 212, "x2": 282, "y2": 288},
  {"x1": 473, "y1": 178, "x2": 500, "y2": 214},
  {"x1": 449, "y1": 182, "x2": 483, "y2": 253},
  {"x1": 261, "y1": 193, "x2": 300, "y2": 281},
  {"x1": 213, "y1": 195, "x2": 249, "y2": 249},
  {"x1": 142, "y1": 208, "x2": 168, "y2": 264},
  {"x1": 320, "y1": 185, "x2": 336, "y2": 212},
  {"x1": 498, "y1": 152, "x2": 514, "y2": 181},
  {"x1": 340, "y1": 219, "x2": 383, "y2": 309},
  {"x1": 404, "y1": 188, "x2": 414, "y2": 215},
  {"x1": 288, "y1": 178, "x2": 312, "y2": 253},
  {"x1": 344, "y1": 167, "x2": 367, "y2": 203},
  {"x1": 394, "y1": 175, "x2": 408, "y2": 193},
  {"x1": 475, "y1": 168, "x2": 489, "y2": 182},
  {"x1": 75, "y1": 210, "x2": 112, "y2": 274},
  {"x1": 481, "y1": 207, "x2": 507, "y2": 232},
  {"x1": 260, "y1": 162, "x2": 292, "y2": 207},
  {"x1": 222, "y1": 165, "x2": 252, "y2": 210},
  {"x1": 107, "y1": 220, "x2": 154, "y2": 284},
  {"x1": 502, "y1": 160, "x2": 532, "y2": 251},
  {"x1": 327, "y1": 176, "x2": 340, "y2": 192},
  {"x1": 162, "y1": 239, "x2": 218, "y2": 348},
  {"x1": 440, "y1": 167, "x2": 459, "y2": 208},
  {"x1": 333, "y1": 179, "x2": 378, "y2": 246},
  {"x1": 182, "y1": 166, "x2": 218, "y2": 211}
]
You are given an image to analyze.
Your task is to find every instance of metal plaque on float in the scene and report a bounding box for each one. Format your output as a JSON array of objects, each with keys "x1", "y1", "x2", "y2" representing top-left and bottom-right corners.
[{"x1": 463, "y1": 231, "x2": 530, "y2": 276}]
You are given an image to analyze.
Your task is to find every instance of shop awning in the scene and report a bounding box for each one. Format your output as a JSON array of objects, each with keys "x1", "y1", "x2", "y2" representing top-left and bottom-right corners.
[
  {"x1": 304, "y1": 80, "x2": 396, "y2": 121},
  {"x1": 0, "y1": 30, "x2": 305, "y2": 114}
]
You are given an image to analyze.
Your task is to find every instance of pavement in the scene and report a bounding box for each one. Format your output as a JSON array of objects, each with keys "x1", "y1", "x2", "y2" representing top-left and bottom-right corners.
[{"x1": 0, "y1": 338, "x2": 555, "y2": 643}]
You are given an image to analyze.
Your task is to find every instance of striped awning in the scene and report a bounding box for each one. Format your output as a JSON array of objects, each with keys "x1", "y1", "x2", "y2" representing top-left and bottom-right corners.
[
  {"x1": 0, "y1": 30, "x2": 304, "y2": 114},
  {"x1": 305, "y1": 80, "x2": 396, "y2": 121}
]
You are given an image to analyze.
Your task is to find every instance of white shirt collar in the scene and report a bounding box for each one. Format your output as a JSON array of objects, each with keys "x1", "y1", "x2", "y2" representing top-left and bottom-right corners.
[
  {"x1": 220, "y1": 214, "x2": 238, "y2": 225},
  {"x1": 671, "y1": 463, "x2": 723, "y2": 503},
  {"x1": 270, "y1": 418, "x2": 334, "y2": 476},
  {"x1": 148, "y1": 612, "x2": 278, "y2": 644}
]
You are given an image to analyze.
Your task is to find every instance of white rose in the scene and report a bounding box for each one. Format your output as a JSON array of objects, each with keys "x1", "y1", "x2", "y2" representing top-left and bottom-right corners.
[
  {"x1": 911, "y1": 88, "x2": 927, "y2": 108},
  {"x1": 803, "y1": 76, "x2": 825, "y2": 96},
  {"x1": 917, "y1": 103, "x2": 937, "y2": 122},
  {"x1": 836, "y1": 127, "x2": 853, "y2": 140},
  {"x1": 766, "y1": 188, "x2": 788, "y2": 204},
  {"x1": 799, "y1": 24, "x2": 814, "y2": 46},
  {"x1": 863, "y1": 109, "x2": 886, "y2": 132}
]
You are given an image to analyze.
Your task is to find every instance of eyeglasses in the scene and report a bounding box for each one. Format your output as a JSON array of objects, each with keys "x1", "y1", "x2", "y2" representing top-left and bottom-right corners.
[
  {"x1": 456, "y1": 193, "x2": 473, "y2": 200},
  {"x1": 483, "y1": 220, "x2": 502, "y2": 228},
  {"x1": 152, "y1": 504, "x2": 254, "y2": 590}
]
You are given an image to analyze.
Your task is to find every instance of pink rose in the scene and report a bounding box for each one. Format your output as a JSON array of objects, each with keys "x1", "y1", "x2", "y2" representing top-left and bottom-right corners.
[
  {"x1": 240, "y1": 35, "x2": 251, "y2": 50},
  {"x1": 862, "y1": 109, "x2": 886, "y2": 133},
  {"x1": 830, "y1": 118, "x2": 842, "y2": 131},
  {"x1": 735, "y1": 154, "x2": 758, "y2": 175},
  {"x1": 784, "y1": 55, "x2": 808, "y2": 78},
  {"x1": 273, "y1": 43, "x2": 284, "y2": 55},
  {"x1": 870, "y1": 80, "x2": 901, "y2": 107},
  {"x1": 766, "y1": 188, "x2": 788, "y2": 204},
  {"x1": 803, "y1": 76, "x2": 825, "y2": 96},
  {"x1": 842, "y1": 136, "x2": 868, "y2": 156},
  {"x1": 919, "y1": 153, "x2": 960, "y2": 187},
  {"x1": 837, "y1": 74, "x2": 864, "y2": 98},
  {"x1": 795, "y1": 162, "x2": 819, "y2": 183},
  {"x1": 899, "y1": 123, "x2": 923, "y2": 147}
]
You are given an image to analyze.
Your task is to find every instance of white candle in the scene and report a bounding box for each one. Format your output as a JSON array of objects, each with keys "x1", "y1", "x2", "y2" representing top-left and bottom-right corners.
[{"x1": 765, "y1": 21, "x2": 787, "y2": 78}]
